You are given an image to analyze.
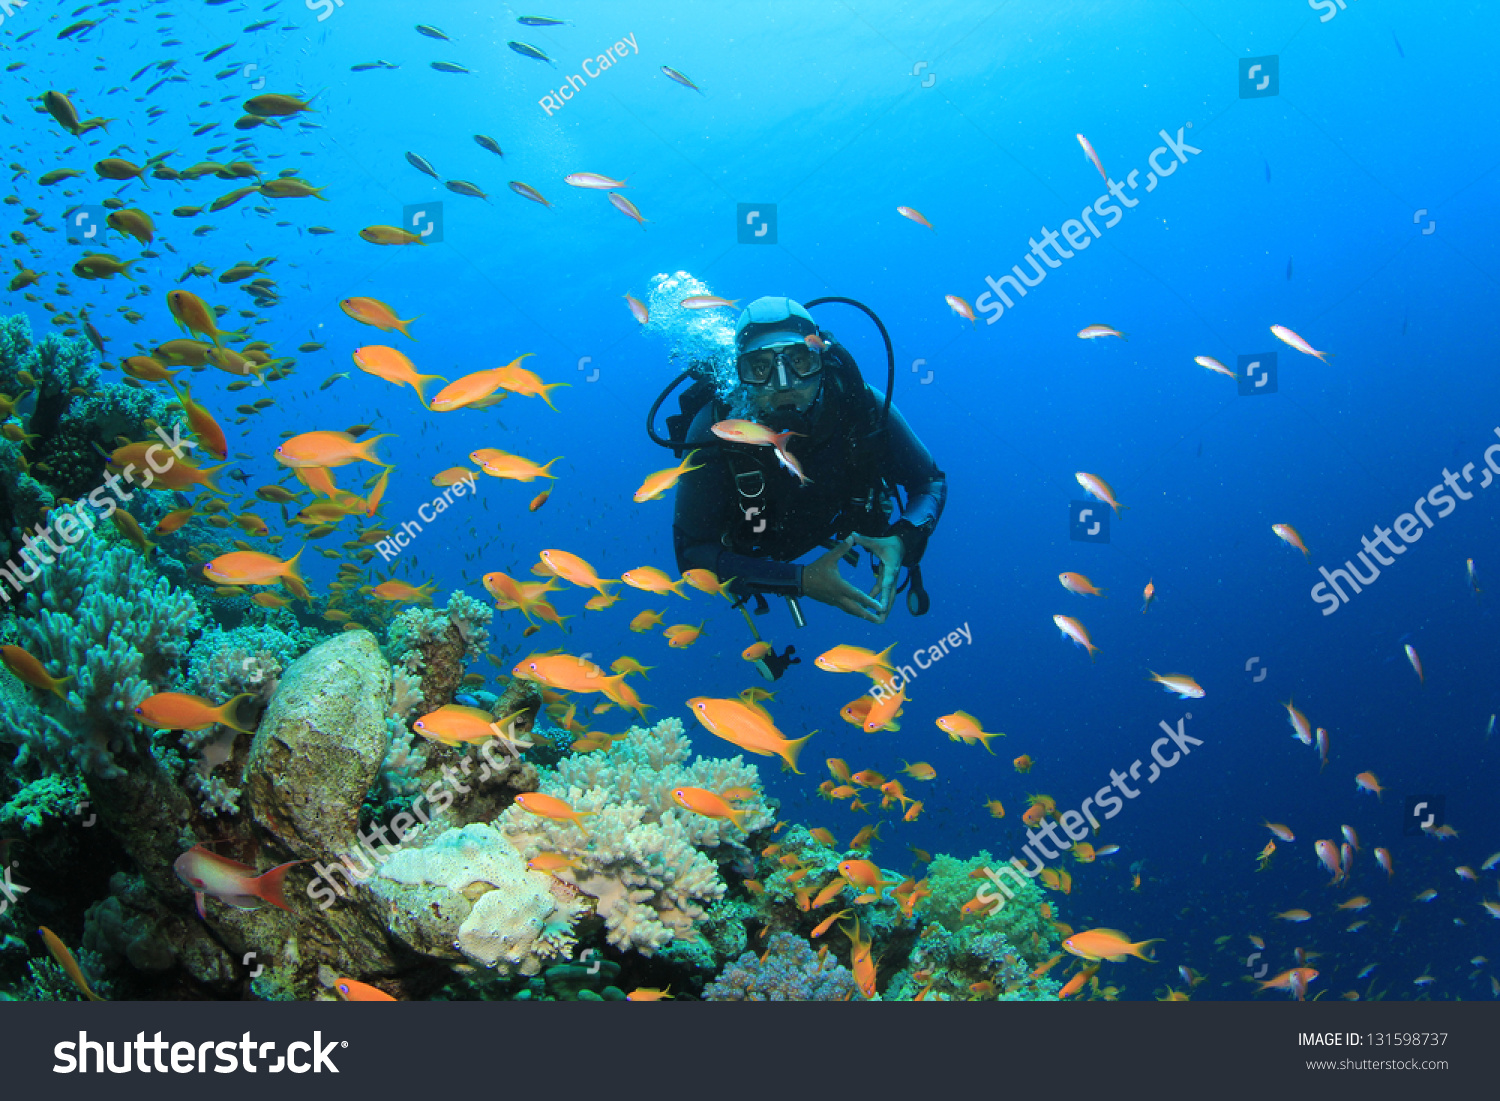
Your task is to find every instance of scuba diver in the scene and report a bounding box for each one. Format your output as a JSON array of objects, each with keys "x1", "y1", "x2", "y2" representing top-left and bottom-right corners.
[{"x1": 655, "y1": 295, "x2": 947, "y2": 678}]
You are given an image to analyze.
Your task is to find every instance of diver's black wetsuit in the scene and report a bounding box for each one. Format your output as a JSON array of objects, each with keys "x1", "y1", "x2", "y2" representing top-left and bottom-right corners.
[{"x1": 672, "y1": 345, "x2": 946, "y2": 600}]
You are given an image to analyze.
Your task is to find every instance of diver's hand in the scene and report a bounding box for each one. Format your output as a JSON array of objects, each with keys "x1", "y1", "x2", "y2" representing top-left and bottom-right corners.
[
  {"x1": 802, "y1": 537, "x2": 886, "y2": 623},
  {"x1": 854, "y1": 534, "x2": 904, "y2": 623}
]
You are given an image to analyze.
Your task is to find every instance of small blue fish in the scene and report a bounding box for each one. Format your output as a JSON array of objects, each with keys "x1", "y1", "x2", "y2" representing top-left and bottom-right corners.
[
  {"x1": 661, "y1": 65, "x2": 702, "y2": 93},
  {"x1": 1392, "y1": 31, "x2": 1405, "y2": 58},
  {"x1": 508, "y1": 40, "x2": 555, "y2": 66},
  {"x1": 518, "y1": 16, "x2": 568, "y2": 26}
]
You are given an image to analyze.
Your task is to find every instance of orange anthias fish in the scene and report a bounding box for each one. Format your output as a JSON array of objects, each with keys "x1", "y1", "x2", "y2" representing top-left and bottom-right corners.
[
  {"x1": 1062, "y1": 928, "x2": 1162, "y2": 963},
  {"x1": 900, "y1": 760, "x2": 936, "y2": 781},
  {"x1": 352, "y1": 345, "x2": 444, "y2": 404},
  {"x1": 413, "y1": 704, "x2": 531, "y2": 748},
  {"x1": 1257, "y1": 967, "x2": 1319, "y2": 1001},
  {"x1": 276, "y1": 431, "x2": 394, "y2": 469},
  {"x1": 492, "y1": 360, "x2": 570, "y2": 410},
  {"x1": 1282, "y1": 698, "x2": 1313, "y2": 745},
  {"x1": 1264, "y1": 821, "x2": 1295, "y2": 842},
  {"x1": 1404, "y1": 643, "x2": 1423, "y2": 684},
  {"x1": 710, "y1": 418, "x2": 803, "y2": 466},
  {"x1": 512, "y1": 653, "x2": 627, "y2": 698},
  {"x1": 513, "y1": 792, "x2": 595, "y2": 835},
  {"x1": 663, "y1": 621, "x2": 705, "y2": 648},
  {"x1": 686, "y1": 696, "x2": 814, "y2": 773},
  {"x1": 134, "y1": 691, "x2": 254, "y2": 734},
  {"x1": 166, "y1": 288, "x2": 229, "y2": 349},
  {"x1": 1354, "y1": 771, "x2": 1384, "y2": 800},
  {"x1": 372, "y1": 579, "x2": 437, "y2": 604},
  {"x1": 1074, "y1": 472, "x2": 1126, "y2": 516},
  {"x1": 671, "y1": 787, "x2": 748, "y2": 829},
  {"x1": 427, "y1": 354, "x2": 534, "y2": 412},
  {"x1": 1053, "y1": 615, "x2": 1100, "y2": 661},
  {"x1": 629, "y1": 609, "x2": 664, "y2": 632},
  {"x1": 634, "y1": 449, "x2": 705, "y2": 502},
  {"x1": 335, "y1": 978, "x2": 396, "y2": 1001},
  {"x1": 1, "y1": 644, "x2": 72, "y2": 697},
  {"x1": 1076, "y1": 133, "x2": 1107, "y2": 181},
  {"x1": 945, "y1": 295, "x2": 976, "y2": 325},
  {"x1": 38, "y1": 927, "x2": 105, "y2": 1001},
  {"x1": 896, "y1": 205, "x2": 934, "y2": 230},
  {"x1": 1270, "y1": 324, "x2": 1331, "y2": 363},
  {"x1": 814, "y1": 643, "x2": 896, "y2": 677},
  {"x1": 1148, "y1": 672, "x2": 1205, "y2": 699},
  {"x1": 1272, "y1": 523, "x2": 1311, "y2": 562},
  {"x1": 841, "y1": 917, "x2": 878, "y2": 999},
  {"x1": 936, "y1": 711, "x2": 1002, "y2": 753},
  {"x1": 1141, "y1": 578, "x2": 1156, "y2": 613},
  {"x1": 539, "y1": 549, "x2": 616, "y2": 595},
  {"x1": 1013, "y1": 754, "x2": 1033, "y2": 773},
  {"x1": 173, "y1": 845, "x2": 302, "y2": 919},
  {"x1": 683, "y1": 569, "x2": 734, "y2": 597},
  {"x1": 341, "y1": 296, "x2": 418, "y2": 340},
  {"x1": 1059, "y1": 571, "x2": 1107, "y2": 597},
  {"x1": 621, "y1": 566, "x2": 689, "y2": 599},
  {"x1": 624, "y1": 293, "x2": 648, "y2": 324},
  {"x1": 470, "y1": 448, "x2": 560, "y2": 482},
  {"x1": 203, "y1": 547, "x2": 307, "y2": 595},
  {"x1": 1194, "y1": 355, "x2": 1236, "y2": 380}
]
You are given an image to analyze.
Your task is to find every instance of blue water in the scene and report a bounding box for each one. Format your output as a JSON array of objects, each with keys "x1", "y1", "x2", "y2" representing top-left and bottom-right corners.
[{"x1": 8, "y1": 0, "x2": 1498, "y2": 999}]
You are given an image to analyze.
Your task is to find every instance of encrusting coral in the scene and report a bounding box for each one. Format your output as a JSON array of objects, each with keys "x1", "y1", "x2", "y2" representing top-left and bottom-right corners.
[
  {"x1": 373, "y1": 822, "x2": 585, "y2": 976},
  {"x1": 498, "y1": 716, "x2": 774, "y2": 955}
]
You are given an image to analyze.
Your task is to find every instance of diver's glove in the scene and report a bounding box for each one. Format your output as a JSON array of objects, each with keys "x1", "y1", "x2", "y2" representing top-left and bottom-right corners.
[
  {"x1": 762, "y1": 645, "x2": 801, "y2": 681},
  {"x1": 888, "y1": 518, "x2": 934, "y2": 567}
]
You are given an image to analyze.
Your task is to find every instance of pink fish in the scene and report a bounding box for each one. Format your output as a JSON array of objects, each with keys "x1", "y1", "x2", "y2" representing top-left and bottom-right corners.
[
  {"x1": 896, "y1": 205, "x2": 934, "y2": 230},
  {"x1": 680, "y1": 295, "x2": 738, "y2": 310},
  {"x1": 1076, "y1": 133, "x2": 1107, "y2": 182},
  {"x1": 1075, "y1": 472, "x2": 1126, "y2": 516},
  {"x1": 1270, "y1": 324, "x2": 1332, "y2": 363},
  {"x1": 1404, "y1": 643, "x2": 1423, "y2": 684},
  {"x1": 1374, "y1": 847, "x2": 1393, "y2": 878},
  {"x1": 1194, "y1": 355, "x2": 1236, "y2": 380},
  {"x1": 1315, "y1": 726, "x2": 1329, "y2": 771},
  {"x1": 1283, "y1": 698, "x2": 1313, "y2": 745},
  {"x1": 624, "y1": 293, "x2": 648, "y2": 325},
  {"x1": 173, "y1": 844, "x2": 302, "y2": 919},
  {"x1": 1078, "y1": 324, "x2": 1127, "y2": 340},
  {"x1": 1315, "y1": 839, "x2": 1342, "y2": 883},
  {"x1": 608, "y1": 191, "x2": 647, "y2": 229},
  {"x1": 1052, "y1": 614, "x2": 1099, "y2": 662},
  {"x1": 945, "y1": 294, "x2": 976, "y2": 325},
  {"x1": 564, "y1": 172, "x2": 627, "y2": 189},
  {"x1": 1341, "y1": 824, "x2": 1360, "y2": 851}
]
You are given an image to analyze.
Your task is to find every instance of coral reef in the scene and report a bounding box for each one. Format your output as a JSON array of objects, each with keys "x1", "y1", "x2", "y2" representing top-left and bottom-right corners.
[
  {"x1": 372, "y1": 822, "x2": 585, "y2": 975},
  {"x1": 703, "y1": 933, "x2": 859, "y2": 1001},
  {"x1": 498, "y1": 717, "x2": 771, "y2": 955}
]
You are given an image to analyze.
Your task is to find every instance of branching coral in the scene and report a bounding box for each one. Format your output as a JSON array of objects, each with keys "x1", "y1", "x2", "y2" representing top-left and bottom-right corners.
[
  {"x1": 925, "y1": 850, "x2": 1061, "y2": 969},
  {"x1": 498, "y1": 717, "x2": 772, "y2": 955},
  {"x1": 703, "y1": 933, "x2": 858, "y2": 1001},
  {"x1": 385, "y1": 591, "x2": 493, "y2": 714},
  {"x1": 0, "y1": 522, "x2": 201, "y2": 778}
]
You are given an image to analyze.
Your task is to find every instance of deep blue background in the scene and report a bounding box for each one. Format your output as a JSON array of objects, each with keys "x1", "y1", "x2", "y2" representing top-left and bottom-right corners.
[{"x1": 5, "y1": 0, "x2": 1497, "y2": 999}]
